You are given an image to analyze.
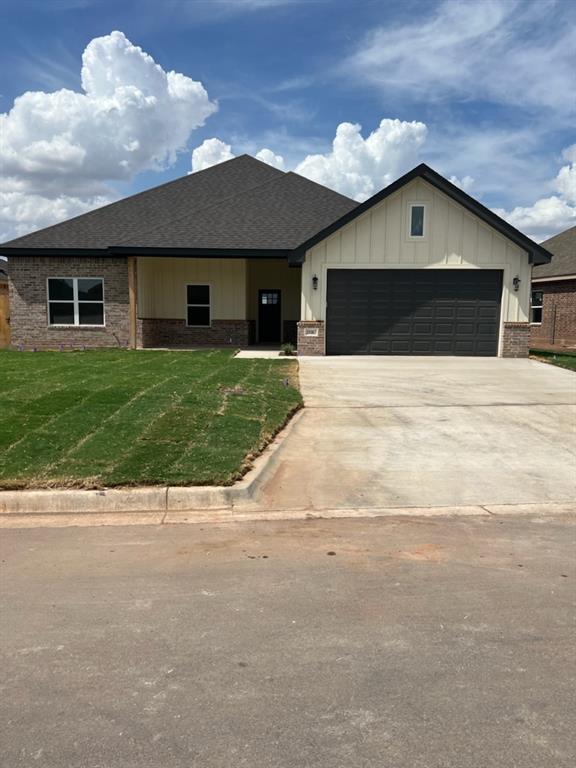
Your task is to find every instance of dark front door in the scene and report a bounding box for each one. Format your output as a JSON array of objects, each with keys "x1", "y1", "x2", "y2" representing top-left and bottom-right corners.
[
  {"x1": 326, "y1": 269, "x2": 502, "y2": 356},
  {"x1": 258, "y1": 289, "x2": 282, "y2": 343}
]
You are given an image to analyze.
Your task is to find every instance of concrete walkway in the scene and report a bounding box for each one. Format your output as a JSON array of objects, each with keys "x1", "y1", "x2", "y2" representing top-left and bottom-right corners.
[{"x1": 252, "y1": 358, "x2": 576, "y2": 511}]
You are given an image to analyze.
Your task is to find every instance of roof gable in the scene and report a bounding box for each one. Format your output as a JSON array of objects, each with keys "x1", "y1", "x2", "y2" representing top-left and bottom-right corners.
[{"x1": 295, "y1": 163, "x2": 552, "y2": 265}]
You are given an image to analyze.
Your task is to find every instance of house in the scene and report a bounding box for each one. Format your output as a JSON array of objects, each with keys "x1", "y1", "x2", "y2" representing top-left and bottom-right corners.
[
  {"x1": 530, "y1": 225, "x2": 575, "y2": 350},
  {"x1": 0, "y1": 260, "x2": 9, "y2": 349},
  {"x1": 0, "y1": 156, "x2": 551, "y2": 357}
]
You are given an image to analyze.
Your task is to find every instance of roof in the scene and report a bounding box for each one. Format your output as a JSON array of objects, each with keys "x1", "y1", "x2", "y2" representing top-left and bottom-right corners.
[
  {"x1": 0, "y1": 157, "x2": 550, "y2": 266},
  {"x1": 0, "y1": 155, "x2": 357, "y2": 255},
  {"x1": 532, "y1": 226, "x2": 576, "y2": 279},
  {"x1": 294, "y1": 163, "x2": 552, "y2": 266}
]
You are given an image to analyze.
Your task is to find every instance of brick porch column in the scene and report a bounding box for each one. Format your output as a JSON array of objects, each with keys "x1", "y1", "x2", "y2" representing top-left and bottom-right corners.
[
  {"x1": 297, "y1": 321, "x2": 325, "y2": 356},
  {"x1": 502, "y1": 322, "x2": 530, "y2": 357}
]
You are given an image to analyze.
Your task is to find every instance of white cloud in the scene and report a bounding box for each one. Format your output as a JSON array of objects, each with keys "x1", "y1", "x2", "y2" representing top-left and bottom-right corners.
[
  {"x1": 193, "y1": 119, "x2": 427, "y2": 202},
  {"x1": 191, "y1": 138, "x2": 235, "y2": 172},
  {"x1": 346, "y1": 0, "x2": 576, "y2": 115},
  {"x1": 555, "y1": 145, "x2": 576, "y2": 204},
  {"x1": 255, "y1": 148, "x2": 285, "y2": 169},
  {"x1": 0, "y1": 191, "x2": 112, "y2": 243},
  {"x1": 0, "y1": 30, "x2": 216, "y2": 241},
  {"x1": 294, "y1": 120, "x2": 427, "y2": 201},
  {"x1": 495, "y1": 149, "x2": 576, "y2": 241},
  {"x1": 191, "y1": 139, "x2": 285, "y2": 173}
]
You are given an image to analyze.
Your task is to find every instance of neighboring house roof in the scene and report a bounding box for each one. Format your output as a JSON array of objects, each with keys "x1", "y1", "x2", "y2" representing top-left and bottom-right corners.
[
  {"x1": 532, "y1": 225, "x2": 576, "y2": 280},
  {"x1": 0, "y1": 155, "x2": 357, "y2": 255},
  {"x1": 0, "y1": 157, "x2": 551, "y2": 266},
  {"x1": 295, "y1": 163, "x2": 552, "y2": 265}
]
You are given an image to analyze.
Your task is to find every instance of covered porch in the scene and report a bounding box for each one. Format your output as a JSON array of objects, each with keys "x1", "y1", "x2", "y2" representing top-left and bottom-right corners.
[{"x1": 130, "y1": 256, "x2": 301, "y2": 349}]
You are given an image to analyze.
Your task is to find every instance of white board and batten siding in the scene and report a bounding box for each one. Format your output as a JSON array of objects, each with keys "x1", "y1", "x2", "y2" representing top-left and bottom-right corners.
[
  {"x1": 301, "y1": 178, "x2": 531, "y2": 353},
  {"x1": 137, "y1": 257, "x2": 247, "y2": 320}
]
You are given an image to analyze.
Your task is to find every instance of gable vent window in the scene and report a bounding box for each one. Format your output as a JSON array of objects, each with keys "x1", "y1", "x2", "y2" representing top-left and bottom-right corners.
[
  {"x1": 47, "y1": 278, "x2": 104, "y2": 326},
  {"x1": 187, "y1": 284, "x2": 211, "y2": 327},
  {"x1": 409, "y1": 204, "x2": 426, "y2": 237},
  {"x1": 530, "y1": 290, "x2": 543, "y2": 325}
]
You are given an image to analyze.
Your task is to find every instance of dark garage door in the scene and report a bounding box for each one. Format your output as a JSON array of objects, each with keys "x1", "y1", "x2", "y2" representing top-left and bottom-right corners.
[{"x1": 326, "y1": 269, "x2": 502, "y2": 356}]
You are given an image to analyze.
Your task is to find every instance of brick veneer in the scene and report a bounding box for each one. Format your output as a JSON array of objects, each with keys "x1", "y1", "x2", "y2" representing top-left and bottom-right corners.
[
  {"x1": 502, "y1": 322, "x2": 530, "y2": 358},
  {"x1": 530, "y1": 279, "x2": 576, "y2": 349},
  {"x1": 138, "y1": 318, "x2": 250, "y2": 348},
  {"x1": 297, "y1": 321, "x2": 325, "y2": 355},
  {"x1": 9, "y1": 256, "x2": 130, "y2": 349}
]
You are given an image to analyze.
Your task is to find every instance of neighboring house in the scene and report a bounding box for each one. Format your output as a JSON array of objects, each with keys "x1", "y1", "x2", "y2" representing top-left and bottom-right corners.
[
  {"x1": 1, "y1": 156, "x2": 551, "y2": 357},
  {"x1": 0, "y1": 260, "x2": 9, "y2": 349},
  {"x1": 530, "y1": 225, "x2": 576, "y2": 350}
]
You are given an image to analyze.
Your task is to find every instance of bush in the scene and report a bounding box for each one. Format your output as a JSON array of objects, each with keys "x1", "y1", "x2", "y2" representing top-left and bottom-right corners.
[{"x1": 281, "y1": 343, "x2": 296, "y2": 357}]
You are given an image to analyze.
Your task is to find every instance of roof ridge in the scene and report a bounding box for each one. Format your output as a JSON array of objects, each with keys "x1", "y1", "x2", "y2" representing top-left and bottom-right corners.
[
  {"x1": 0, "y1": 155, "x2": 283, "y2": 248},
  {"x1": 112, "y1": 167, "x2": 293, "y2": 246}
]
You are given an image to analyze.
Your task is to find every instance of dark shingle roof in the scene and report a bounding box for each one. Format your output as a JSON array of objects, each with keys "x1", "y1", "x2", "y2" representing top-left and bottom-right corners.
[
  {"x1": 533, "y1": 226, "x2": 576, "y2": 279},
  {"x1": 0, "y1": 155, "x2": 357, "y2": 253}
]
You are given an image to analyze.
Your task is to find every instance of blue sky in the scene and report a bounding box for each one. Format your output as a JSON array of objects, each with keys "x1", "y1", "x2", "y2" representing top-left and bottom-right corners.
[{"x1": 1, "y1": 0, "x2": 575, "y2": 242}]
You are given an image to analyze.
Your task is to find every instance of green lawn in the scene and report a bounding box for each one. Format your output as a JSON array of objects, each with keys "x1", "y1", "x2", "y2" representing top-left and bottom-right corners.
[
  {"x1": 0, "y1": 349, "x2": 301, "y2": 489},
  {"x1": 530, "y1": 349, "x2": 576, "y2": 372}
]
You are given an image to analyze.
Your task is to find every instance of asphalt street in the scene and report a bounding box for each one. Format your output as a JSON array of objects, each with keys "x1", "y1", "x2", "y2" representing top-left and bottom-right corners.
[{"x1": 1, "y1": 514, "x2": 575, "y2": 767}]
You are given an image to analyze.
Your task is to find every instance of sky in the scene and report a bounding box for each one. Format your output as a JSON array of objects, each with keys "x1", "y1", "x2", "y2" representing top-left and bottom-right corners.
[{"x1": 0, "y1": 0, "x2": 575, "y2": 244}]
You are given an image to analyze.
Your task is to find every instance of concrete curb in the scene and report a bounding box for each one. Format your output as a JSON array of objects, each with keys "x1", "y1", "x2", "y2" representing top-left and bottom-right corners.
[
  {"x1": 0, "y1": 501, "x2": 574, "y2": 529},
  {"x1": 0, "y1": 410, "x2": 304, "y2": 516}
]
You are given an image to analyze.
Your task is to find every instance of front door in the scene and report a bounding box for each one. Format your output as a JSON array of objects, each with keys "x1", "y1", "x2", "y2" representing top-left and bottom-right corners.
[{"x1": 258, "y1": 289, "x2": 282, "y2": 343}]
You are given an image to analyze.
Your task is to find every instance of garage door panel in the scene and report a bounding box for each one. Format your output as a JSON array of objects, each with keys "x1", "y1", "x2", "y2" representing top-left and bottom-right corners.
[
  {"x1": 326, "y1": 269, "x2": 502, "y2": 356},
  {"x1": 413, "y1": 323, "x2": 434, "y2": 335}
]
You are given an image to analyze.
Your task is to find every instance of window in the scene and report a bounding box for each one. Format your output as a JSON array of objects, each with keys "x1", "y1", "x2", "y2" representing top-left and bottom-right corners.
[
  {"x1": 187, "y1": 284, "x2": 210, "y2": 326},
  {"x1": 409, "y1": 204, "x2": 426, "y2": 237},
  {"x1": 260, "y1": 292, "x2": 279, "y2": 305},
  {"x1": 47, "y1": 278, "x2": 104, "y2": 326},
  {"x1": 531, "y1": 290, "x2": 543, "y2": 324}
]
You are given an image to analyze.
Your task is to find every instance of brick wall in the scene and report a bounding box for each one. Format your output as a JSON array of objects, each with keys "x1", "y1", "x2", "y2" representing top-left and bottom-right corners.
[
  {"x1": 530, "y1": 279, "x2": 576, "y2": 349},
  {"x1": 138, "y1": 318, "x2": 250, "y2": 348},
  {"x1": 297, "y1": 321, "x2": 325, "y2": 356},
  {"x1": 9, "y1": 256, "x2": 130, "y2": 349},
  {"x1": 502, "y1": 322, "x2": 530, "y2": 358}
]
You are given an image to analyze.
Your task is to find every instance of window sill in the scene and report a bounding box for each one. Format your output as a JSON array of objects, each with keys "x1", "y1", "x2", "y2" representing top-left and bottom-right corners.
[{"x1": 48, "y1": 324, "x2": 106, "y2": 329}]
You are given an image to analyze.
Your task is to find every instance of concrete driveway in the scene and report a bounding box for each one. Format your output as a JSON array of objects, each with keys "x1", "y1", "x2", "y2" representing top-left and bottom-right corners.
[{"x1": 255, "y1": 358, "x2": 576, "y2": 510}]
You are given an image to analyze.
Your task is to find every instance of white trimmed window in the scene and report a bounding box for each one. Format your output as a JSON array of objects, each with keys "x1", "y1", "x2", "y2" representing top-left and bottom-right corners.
[
  {"x1": 409, "y1": 204, "x2": 426, "y2": 237},
  {"x1": 186, "y1": 284, "x2": 210, "y2": 327},
  {"x1": 530, "y1": 290, "x2": 543, "y2": 324},
  {"x1": 47, "y1": 278, "x2": 104, "y2": 326}
]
